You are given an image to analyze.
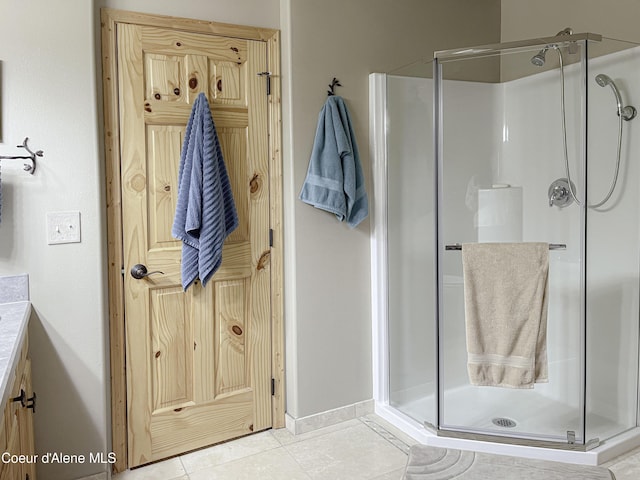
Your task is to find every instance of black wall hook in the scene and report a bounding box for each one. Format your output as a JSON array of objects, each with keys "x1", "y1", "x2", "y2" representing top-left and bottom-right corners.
[
  {"x1": 0, "y1": 137, "x2": 43, "y2": 174},
  {"x1": 327, "y1": 77, "x2": 342, "y2": 96}
]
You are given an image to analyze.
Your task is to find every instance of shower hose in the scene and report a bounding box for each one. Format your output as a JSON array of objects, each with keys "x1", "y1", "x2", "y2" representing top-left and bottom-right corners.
[{"x1": 555, "y1": 46, "x2": 624, "y2": 208}]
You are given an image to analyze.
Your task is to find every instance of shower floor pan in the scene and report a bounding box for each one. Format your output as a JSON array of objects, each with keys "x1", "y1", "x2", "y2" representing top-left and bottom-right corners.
[
  {"x1": 397, "y1": 384, "x2": 627, "y2": 447},
  {"x1": 379, "y1": 400, "x2": 639, "y2": 466}
]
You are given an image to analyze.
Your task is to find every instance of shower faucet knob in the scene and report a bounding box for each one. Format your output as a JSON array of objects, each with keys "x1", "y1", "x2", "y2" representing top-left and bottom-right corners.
[
  {"x1": 548, "y1": 178, "x2": 574, "y2": 208},
  {"x1": 550, "y1": 186, "x2": 567, "y2": 205}
]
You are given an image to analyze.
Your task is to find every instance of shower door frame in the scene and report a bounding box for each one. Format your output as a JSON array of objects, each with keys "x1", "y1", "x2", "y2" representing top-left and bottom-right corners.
[
  {"x1": 368, "y1": 72, "x2": 595, "y2": 453},
  {"x1": 432, "y1": 37, "x2": 591, "y2": 450},
  {"x1": 371, "y1": 34, "x2": 640, "y2": 460},
  {"x1": 370, "y1": 73, "x2": 391, "y2": 410},
  {"x1": 370, "y1": 72, "x2": 441, "y2": 444}
]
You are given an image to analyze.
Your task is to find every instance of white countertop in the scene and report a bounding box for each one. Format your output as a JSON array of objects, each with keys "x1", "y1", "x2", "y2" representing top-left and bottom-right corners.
[{"x1": 0, "y1": 274, "x2": 31, "y2": 412}]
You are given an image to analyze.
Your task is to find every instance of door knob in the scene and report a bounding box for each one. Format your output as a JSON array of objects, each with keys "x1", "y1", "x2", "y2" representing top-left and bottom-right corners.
[{"x1": 130, "y1": 264, "x2": 164, "y2": 280}]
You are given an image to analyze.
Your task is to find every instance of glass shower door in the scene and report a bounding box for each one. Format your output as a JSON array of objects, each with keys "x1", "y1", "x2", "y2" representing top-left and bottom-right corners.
[
  {"x1": 434, "y1": 40, "x2": 587, "y2": 445},
  {"x1": 584, "y1": 37, "x2": 640, "y2": 445},
  {"x1": 386, "y1": 74, "x2": 437, "y2": 429}
]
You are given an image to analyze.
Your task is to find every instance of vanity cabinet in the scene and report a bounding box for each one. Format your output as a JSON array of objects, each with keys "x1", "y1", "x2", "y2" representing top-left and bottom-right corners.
[{"x1": 0, "y1": 335, "x2": 36, "y2": 480}]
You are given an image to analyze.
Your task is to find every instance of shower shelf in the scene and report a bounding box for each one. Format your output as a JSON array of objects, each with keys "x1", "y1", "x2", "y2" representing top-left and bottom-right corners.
[{"x1": 445, "y1": 243, "x2": 566, "y2": 251}]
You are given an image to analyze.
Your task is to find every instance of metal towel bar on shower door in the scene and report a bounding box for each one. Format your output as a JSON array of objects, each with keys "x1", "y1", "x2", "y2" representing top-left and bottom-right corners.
[{"x1": 445, "y1": 243, "x2": 567, "y2": 251}]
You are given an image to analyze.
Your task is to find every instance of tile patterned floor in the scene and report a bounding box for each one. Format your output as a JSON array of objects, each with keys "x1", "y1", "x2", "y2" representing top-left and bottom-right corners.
[
  {"x1": 604, "y1": 444, "x2": 640, "y2": 480},
  {"x1": 113, "y1": 414, "x2": 640, "y2": 480}
]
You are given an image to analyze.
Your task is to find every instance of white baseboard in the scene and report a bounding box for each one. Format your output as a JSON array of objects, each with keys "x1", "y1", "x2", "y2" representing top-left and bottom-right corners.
[{"x1": 286, "y1": 399, "x2": 375, "y2": 435}]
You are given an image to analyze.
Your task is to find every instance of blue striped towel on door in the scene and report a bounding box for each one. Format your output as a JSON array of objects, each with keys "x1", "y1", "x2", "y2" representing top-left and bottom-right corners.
[{"x1": 172, "y1": 93, "x2": 238, "y2": 290}]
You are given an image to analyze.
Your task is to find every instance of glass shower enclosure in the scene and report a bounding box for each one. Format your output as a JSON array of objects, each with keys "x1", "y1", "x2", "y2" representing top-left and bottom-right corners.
[{"x1": 375, "y1": 31, "x2": 640, "y2": 455}]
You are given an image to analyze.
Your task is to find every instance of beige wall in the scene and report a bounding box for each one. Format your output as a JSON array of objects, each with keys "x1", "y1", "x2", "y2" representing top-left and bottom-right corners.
[
  {"x1": 103, "y1": 0, "x2": 279, "y2": 28},
  {"x1": 501, "y1": 0, "x2": 640, "y2": 43},
  {"x1": 284, "y1": 0, "x2": 501, "y2": 418},
  {"x1": 499, "y1": 1, "x2": 640, "y2": 87}
]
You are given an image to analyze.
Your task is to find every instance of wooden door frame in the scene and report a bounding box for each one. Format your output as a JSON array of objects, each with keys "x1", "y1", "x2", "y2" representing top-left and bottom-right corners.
[{"x1": 100, "y1": 8, "x2": 285, "y2": 473}]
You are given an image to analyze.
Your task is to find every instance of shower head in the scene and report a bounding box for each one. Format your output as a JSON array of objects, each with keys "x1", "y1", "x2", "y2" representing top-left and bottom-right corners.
[
  {"x1": 531, "y1": 48, "x2": 548, "y2": 67},
  {"x1": 531, "y1": 29, "x2": 577, "y2": 68},
  {"x1": 595, "y1": 73, "x2": 636, "y2": 120}
]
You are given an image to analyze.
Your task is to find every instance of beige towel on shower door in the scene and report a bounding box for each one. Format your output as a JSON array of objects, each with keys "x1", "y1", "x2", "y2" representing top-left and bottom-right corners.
[{"x1": 462, "y1": 242, "x2": 549, "y2": 388}]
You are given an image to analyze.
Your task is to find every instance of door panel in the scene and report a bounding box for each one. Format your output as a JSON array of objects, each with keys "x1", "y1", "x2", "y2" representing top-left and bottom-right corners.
[{"x1": 117, "y1": 22, "x2": 271, "y2": 466}]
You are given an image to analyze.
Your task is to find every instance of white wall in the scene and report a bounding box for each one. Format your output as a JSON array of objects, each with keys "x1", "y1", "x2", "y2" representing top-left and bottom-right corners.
[{"x1": 0, "y1": 1, "x2": 107, "y2": 479}]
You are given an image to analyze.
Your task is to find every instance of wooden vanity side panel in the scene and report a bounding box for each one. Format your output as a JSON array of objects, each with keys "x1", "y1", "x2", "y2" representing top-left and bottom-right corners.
[{"x1": 0, "y1": 335, "x2": 36, "y2": 480}]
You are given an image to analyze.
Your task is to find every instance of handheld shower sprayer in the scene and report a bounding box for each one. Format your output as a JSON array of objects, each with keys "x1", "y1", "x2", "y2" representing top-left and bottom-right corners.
[
  {"x1": 595, "y1": 74, "x2": 637, "y2": 121},
  {"x1": 538, "y1": 30, "x2": 637, "y2": 208}
]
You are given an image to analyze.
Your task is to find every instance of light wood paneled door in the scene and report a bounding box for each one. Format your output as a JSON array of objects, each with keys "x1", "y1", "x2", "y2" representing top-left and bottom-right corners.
[{"x1": 115, "y1": 20, "x2": 274, "y2": 467}]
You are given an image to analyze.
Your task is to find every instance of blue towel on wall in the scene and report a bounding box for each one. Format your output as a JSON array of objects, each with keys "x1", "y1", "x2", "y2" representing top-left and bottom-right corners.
[
  {"x1": 172, "y1": 93, "x2": 238, "y2": 290},
  {"x1": 299, "y1": 95, "x2": 368, "y2": 228}
]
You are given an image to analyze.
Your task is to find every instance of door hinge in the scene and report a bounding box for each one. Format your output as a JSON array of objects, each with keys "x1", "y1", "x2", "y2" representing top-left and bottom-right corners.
[
  {"x1": 271, "y1": 378, "x2": 276, "y2": 396},
  {"x1": 257, "y1": 71, "x2": 271, "y2": 95},
  {"x1": 269, "y1": 228, "x2": 274, "y2": 247},
  {"x1": 121, "y1": 267, "x2": 125, "y2": 276}
]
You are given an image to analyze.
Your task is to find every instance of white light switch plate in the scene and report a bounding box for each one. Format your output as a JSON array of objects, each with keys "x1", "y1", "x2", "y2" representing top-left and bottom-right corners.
[{"x1": 46, "y1": 211, "x2": 81, "y2": 245}]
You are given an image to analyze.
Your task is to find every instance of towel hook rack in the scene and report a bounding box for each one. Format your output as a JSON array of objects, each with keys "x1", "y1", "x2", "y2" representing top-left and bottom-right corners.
[
  {"x1": 327, "y1": 77, "x2": 342, "y2": 96},
  {"x1": 0, "y1": 137, "x2": 43, "y2": 174}
]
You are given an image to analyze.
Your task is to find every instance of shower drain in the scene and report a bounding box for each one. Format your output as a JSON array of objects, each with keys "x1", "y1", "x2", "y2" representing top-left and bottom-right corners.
[{"x1": 492, "y1": 417, "x2": 517, "y2": 428}]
